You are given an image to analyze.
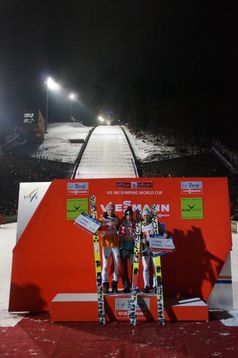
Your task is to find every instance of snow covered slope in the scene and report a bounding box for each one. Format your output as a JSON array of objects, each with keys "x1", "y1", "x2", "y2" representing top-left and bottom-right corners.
[{"x1": 33, "y1": 122, "x2": 92, "y2": 163}]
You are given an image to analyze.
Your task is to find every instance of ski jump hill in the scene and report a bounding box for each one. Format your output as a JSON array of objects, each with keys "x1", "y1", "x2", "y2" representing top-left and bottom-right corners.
[{"x1": 9, "y1": 125, "x2": 232, "y2": 322}]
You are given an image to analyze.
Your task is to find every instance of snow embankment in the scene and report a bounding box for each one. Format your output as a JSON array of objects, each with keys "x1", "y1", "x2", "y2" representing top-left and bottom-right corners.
[
  {"x1": 124, "y1": 127, "x2": 180, "y2": 162},
  {"x1": 33, "y1": 122, "x2": 92, "y2": 163}
]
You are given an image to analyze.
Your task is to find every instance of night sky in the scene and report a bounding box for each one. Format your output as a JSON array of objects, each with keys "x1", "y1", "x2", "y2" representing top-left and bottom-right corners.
[{"x1": 0, "y1": 1, "x2": 237, "y2": 139}]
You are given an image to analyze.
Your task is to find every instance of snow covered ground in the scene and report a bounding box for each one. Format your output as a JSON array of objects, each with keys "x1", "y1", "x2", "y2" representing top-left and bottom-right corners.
[
  {"x1": 30, "y1": 122, "x2": 181, "y2": 164},
  {"x1": 0, "y1": 223, "x2": 22, "y2": 327},
  {"x1": 124, "y1": 127, "x2": 181, "y2": 162},
  {"x1": 221, "y1": 310, "x2": 238, "y2": 327},
  {"x1": 32, "y1": 122, "x2": 92, "y2": 163}
]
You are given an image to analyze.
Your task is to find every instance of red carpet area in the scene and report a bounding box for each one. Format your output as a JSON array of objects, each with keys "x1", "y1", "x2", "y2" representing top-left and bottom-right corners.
[{"x1": 1, "y1": 313, "x2": 238, "y2": 357}]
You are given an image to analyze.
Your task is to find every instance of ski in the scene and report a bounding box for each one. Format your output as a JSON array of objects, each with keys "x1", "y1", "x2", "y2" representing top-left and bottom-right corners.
[
  {"x1": 90, "y1": 194, "x2": 106, "y2": 325},
  {"x1": 129, "y1": 209, "x2": 142, "y2": 326},
  {"x1": 151, "y1": 204, "x2": 165, "y2": 326}
]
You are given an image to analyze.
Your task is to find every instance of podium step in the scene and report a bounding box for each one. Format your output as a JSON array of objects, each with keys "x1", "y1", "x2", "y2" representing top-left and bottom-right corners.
[
  {"x1": 165, "y1": 297, "x2": 209, "y2": 321},
  {"x1": 51, "y1": 293, "x2": 99, "y2": 321},
  {"x1": 50, "y1": 293, "x2": 209, "y2": 322}
]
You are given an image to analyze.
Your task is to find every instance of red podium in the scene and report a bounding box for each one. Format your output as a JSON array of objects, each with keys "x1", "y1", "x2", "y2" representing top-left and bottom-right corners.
[
  {"x1": 50, "y1": 293, "x2": 208, "y2": 322},
  {"x1": 9, "y1": 177, "x2": 231, "y2": 323}
]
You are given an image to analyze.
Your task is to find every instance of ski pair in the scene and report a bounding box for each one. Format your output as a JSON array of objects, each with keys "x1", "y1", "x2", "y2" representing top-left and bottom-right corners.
[
  {"x1": 129, "y1": 205, "x2": 165, "y2": 326},
  {"x1": 90, "y1": 195, "x2": 106, "y2": 325},
  {"x1": 129, "y1": 209, "x2": 142, "y2": 326},
  {"x1": 151, "y1": 204, "x2": 165, "y2": 326}
]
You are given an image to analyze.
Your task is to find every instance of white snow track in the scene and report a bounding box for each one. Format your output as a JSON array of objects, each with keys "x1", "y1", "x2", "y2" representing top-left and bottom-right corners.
[{"x1": 74, "y1": 125, "x2": 138, "y2": 178}]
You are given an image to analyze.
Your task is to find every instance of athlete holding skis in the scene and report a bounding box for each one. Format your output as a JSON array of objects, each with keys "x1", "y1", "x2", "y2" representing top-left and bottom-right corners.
[
  {"x1": 118, "y1": 206, "x2": 135, "y2": 293},
  {"x1": 141, "y1": 207, "x2": 165, "y2": 293},
  {"x1": 100, "y1": 202, "x2": 120, "y2": 294}
]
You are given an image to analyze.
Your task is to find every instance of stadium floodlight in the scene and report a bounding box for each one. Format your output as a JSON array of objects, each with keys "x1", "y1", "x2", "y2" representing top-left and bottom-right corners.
[
  {"x1": 69, "y1": 93, "x2": 76, "y2": 101},
  {"x1": 98, "y1": 115, "x2": 104, "y2": 123},
  {"x1": 45, "y1": 77, "x2": 61, "y2": 92},
  {"x1": 44, "y1": 77, "x2": 61, "y2": 133},
  {"x1": 68, "y1": 93, "x2": 77, "y2": 117}
]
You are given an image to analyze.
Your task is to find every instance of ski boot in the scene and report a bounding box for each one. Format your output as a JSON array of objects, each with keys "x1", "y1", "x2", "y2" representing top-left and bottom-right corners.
[
  {"x1": 111, "y1": 280, "x2": 118, "y2": 293},
  {"x1": 103, "y1": 282, "x2": 109, "y2": 294},
  {"x1": 123, "y1": 279, "x2": 130, "y2": 293},
  {"x1": 123, "y1": 286, "x2": 130, "y2": 293},
  {"x1": 143, "y1": 285, "x2": 150, "y2": 293}
]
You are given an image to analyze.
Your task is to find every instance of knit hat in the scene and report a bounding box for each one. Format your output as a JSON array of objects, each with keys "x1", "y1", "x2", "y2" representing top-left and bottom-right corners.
[
  {"x1": 106, "y1": 202, "x2": 115, "y2": 210},
  {"x1": 142, "y1": 207, "x2": 151, "y2": 218}
]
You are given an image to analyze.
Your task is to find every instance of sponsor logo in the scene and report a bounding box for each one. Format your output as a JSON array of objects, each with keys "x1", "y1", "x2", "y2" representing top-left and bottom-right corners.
[
  {"x1": 115, "y1": 298, "x2": 150, "y2": 319},
  {"x1": 181, "y1": 181, "x2": 203, "y2": 194},
  {"x1": 100, "y1": 200, "x2": 170, "y2": 217},
  {"x1": 67, "y1": 182, "x2": 88, "y2": 195},
  {"x1": 134, "y1": 223, "x2": 141, "y2": 260},
  {"x1": 116, "y1": 181, "x2": 153, "y2": 188},
  {"x1": 24, "y1": 188, "x2": 39, "y2": 202},
  {"x1": 181, "y1": 197, "x2": 204, "y2": 219},
  {"x1": 67, "y1": 198, "x2": 88, "y2": 220},
  {"x1": 116, "y1": 310, "x2": 146, "y2": 317}
]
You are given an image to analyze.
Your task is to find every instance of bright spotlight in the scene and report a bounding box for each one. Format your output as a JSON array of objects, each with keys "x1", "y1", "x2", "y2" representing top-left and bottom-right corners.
[
  {"x1": 69, "y1": 93, "x2": 76, "y2": 101},
  {"x1": 45, "y1": 77, "x2": 61, "y2": 91},
  {"x1": 98, "y1": 115, "x2": 104, "y2": 123}
]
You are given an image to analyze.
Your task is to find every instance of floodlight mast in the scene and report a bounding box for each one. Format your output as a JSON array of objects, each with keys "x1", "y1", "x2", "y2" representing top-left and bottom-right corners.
[
  {"x1": 44, "y1": 77, "x2": 61, "y2": 133},
  {"x1": 68, "y1": 93, "x2": 77, "y2": 118}
]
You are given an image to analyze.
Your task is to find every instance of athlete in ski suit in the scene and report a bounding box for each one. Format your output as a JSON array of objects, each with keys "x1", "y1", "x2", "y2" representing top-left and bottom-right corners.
[
  {"x1": 100, "y1": 202, "x2": 120, "y2": 294},
  {"x1": 141, "y1": 207, "x2": 156, "y2": 293},
  {"x1": 118, "y1": 206, "x2": 135, "y2": 293}
]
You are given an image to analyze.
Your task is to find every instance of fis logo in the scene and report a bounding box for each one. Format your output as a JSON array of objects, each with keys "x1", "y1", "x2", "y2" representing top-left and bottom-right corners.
[{"x1": 24, "y1": 188, "x2": 39, "y2": 202}]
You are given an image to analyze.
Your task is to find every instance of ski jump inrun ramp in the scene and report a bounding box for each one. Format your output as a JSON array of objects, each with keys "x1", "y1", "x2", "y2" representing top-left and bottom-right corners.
[{"x1": 73, "y1": 125, "x2": 138, "y2": 178}]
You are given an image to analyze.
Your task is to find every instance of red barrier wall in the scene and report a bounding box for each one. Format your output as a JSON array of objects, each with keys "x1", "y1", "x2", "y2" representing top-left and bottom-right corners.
[{"x1": 9, "y1": 177, "x2": 232, "y2": 312}]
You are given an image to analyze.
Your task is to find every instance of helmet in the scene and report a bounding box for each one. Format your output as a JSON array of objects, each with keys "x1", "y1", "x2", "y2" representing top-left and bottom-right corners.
[
  {"x1": 142, "y1": 207, "x2": 151, "y2": 218},
  {"x1": 124, "y1": 206, "x2": 133, "y2": 216},
  {"x1": 106, "y1": 202, "x2": 115, "y2": 211}
]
